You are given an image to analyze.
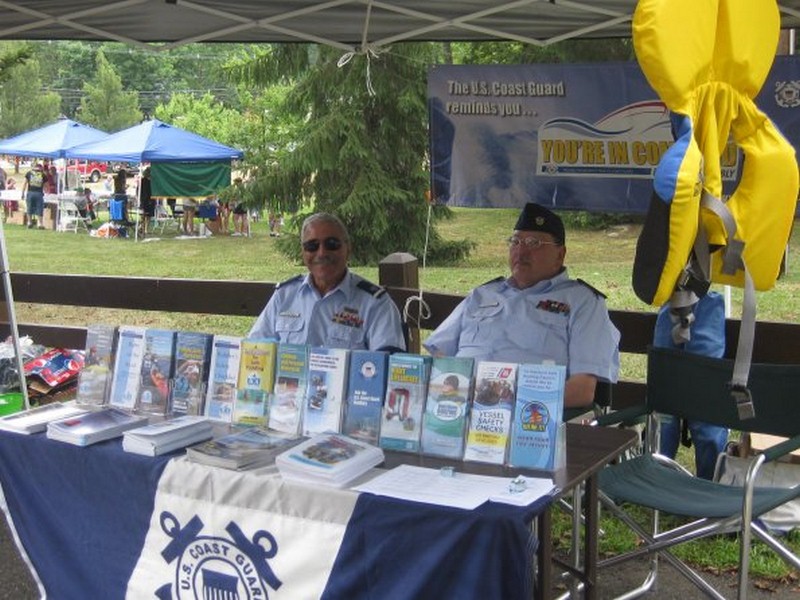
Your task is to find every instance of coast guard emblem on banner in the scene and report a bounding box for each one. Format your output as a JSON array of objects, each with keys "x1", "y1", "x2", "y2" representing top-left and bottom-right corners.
[{"x1": 155, "y1": 511, "x2": 282, "y2": 599}]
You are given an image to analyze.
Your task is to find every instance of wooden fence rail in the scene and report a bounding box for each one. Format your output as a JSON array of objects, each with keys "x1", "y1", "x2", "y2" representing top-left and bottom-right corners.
[{"x1": 2, "y1": 266, "x2": 800, "y2": 410}]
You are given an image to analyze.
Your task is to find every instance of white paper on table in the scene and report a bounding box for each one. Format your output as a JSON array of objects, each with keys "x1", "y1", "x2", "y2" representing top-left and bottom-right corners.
[
  {"x1": 488, "y1": 477, "x2": 559, "y2": 506},
  {"x1": 352, "y1": 464, "x2": 556, "y2": 510}
]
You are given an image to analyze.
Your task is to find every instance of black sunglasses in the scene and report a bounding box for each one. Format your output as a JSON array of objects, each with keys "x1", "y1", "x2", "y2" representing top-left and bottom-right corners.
[{"x1": 302, "y1": 237, "x2": 344, "y2": 253}]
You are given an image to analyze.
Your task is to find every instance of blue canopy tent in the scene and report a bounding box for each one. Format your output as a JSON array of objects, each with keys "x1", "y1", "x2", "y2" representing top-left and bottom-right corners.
[
  {"x1": 65, "y1": 119, "x2": 244, "y2": 241},
  {"x1": 0, "y1": 119, "x2": 108, "y2": 409},
  {"x1": 0, "y1": 118, "x2": 108, "y2": 159},
  {"x1": 63, "y1": 119, "x2": 243, "y2": 163}
]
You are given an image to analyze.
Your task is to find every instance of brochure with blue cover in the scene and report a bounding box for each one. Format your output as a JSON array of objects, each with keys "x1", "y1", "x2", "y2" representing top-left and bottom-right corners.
[
  {"x1": 136, "y1": 329, "x2": 176, "y2": 416},
  {"x1": 379, "y1": 353, "x2": 431, "y2": 453},
  {"x1": 508, "y1": 363, "x2": 566, "y2": 471},
  {"x1": 341, "y1": 350, "x2": 388, "y2": 445}
]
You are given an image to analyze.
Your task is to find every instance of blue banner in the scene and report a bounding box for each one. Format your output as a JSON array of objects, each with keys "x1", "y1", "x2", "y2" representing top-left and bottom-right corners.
[{"x1": 429, "y1": 57, "x2": 800, "y2": 213}]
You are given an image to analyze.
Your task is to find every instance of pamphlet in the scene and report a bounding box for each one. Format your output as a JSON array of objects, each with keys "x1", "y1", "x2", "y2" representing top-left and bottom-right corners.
[
  {"x1": 136, "y1": 329, "x2": 176, "y2": 415},
  {"x1": 76, "y1": 325, "x2": 116, "y2": 407},
  {"x1": 169, "y1": 332, "x2": 212, "y2": 416},
  {"x1": 186, "y1": 427, "x2": 303, "y2": 470},
  {"x1": 271, "y1": 344, "x2": 308, "y2": 435},
  {"x1": 0, "y1": 402, "x2": 88, "y2": 435},
  {"x1": 341, "y1": 350, "x2": 388, "y2": 445},
  {"x1": 46, "y1": 407, "x2": 148, "y2": 447},
  {"x1": 379, "y1": 353, "x2": 431, "y2": 453},
  {"x1": 463, "y1": 361, "x2": 518, "y2": 464},
  {"x1": 508, "y1": 363, "x2": 566, "y2": 471},
  {"x1": 301, "y1": 347, "x2": 349, "y2": 436},
  {"x1": 276, "y1": 432, "x2": 384, "y2": 488},
  {"x1": 204, "y1": 335, "x2": 242, "y2": 423},
  {"x1": 108, "y1": 327, "x2": 147, "y2": 410},
  {"x1": 420, "y1": 356, "x2": 474, "y2": 459}
]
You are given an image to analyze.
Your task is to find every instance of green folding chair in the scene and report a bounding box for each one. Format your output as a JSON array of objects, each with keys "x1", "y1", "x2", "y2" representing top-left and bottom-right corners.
[{"x1": 597, "y1": 345, "x2": 800, "y2": 599}]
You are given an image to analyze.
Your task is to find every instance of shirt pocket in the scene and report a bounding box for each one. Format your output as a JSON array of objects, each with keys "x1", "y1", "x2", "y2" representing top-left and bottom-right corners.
[
  {"x1": 326, "y1": 323, "x2": 364, "y2": 349},
  {"x1": 508, "y1": 308, "x2": 569, "y2": 362},
  {"x1": 461, "y1": 303, "x2": 504, "y2": 345},
  {"x1": 275, "y1": 314, "x2": 304, "y2": 340}
]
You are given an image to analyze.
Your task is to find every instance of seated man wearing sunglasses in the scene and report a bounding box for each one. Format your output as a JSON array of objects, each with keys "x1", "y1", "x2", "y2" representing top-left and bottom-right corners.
[
  {"x1": 249, "y1": 212, "x2": 406, "y2": 352},
  {"x1": 424, "y1": 202, "x2": 619, "y2": 409}
]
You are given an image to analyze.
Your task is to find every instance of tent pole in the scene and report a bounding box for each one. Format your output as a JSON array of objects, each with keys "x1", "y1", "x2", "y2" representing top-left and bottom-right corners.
[
  {"x1": 0, "y1": 219, "x2": 29, "y2": 410},
  {"x1": 134, "y1": 163, "x2": 142, "y2": 242}
]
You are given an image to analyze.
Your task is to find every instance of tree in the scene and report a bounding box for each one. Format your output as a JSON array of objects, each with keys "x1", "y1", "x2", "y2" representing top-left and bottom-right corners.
[
  {"x1": 154, "y1": 92, "x2": 243, "y2": 148},
  {"x1": 0, "y1": 41, "x2": 33, "y2": 85},
  {"x1": 451, "y1": 39, "x2": 634, "y2": 65},
  {"x1": 78, "y1": 50, "x2": 141, "y2": 132},
  {"x1": 226, "y1": 43, "x2": 471, "y2": 265},
  {"x1": 0, "y1": 55, "x2": 60, "y2": 138}
]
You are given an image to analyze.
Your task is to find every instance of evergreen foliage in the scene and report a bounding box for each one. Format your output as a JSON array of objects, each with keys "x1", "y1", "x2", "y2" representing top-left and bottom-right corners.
[
  {"x1": 0, "y1": 56, "x2": 60, "y2": 138},
  {"x1": 78, "y1": 51, "x2": 142, "y2": 132},
  {"x1": 225, "y1": 44, "x2": 472, "y2": 265}
]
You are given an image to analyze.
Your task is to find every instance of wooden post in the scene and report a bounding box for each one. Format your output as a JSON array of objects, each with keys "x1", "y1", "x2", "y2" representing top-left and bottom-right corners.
[{"x1": 379, "y1": 253, "x2": 420, "y2": 353}]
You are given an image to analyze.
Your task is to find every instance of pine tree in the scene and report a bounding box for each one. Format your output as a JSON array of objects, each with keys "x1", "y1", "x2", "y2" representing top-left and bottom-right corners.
[
  {"x1": 0, "y1": 56, "x2": 60, "y2": 138},
  {"x1": 78, "y1": 50, "x2": 141, "y2": 132},
  {"x1": 226, "y1": 43, "x2": 471, "y2": 265}
]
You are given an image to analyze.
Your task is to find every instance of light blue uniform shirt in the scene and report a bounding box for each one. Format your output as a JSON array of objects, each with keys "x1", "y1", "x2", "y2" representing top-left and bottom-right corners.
[
  {"x1": 424, "y1": 269, "x2": 620, "y2": 382},
  {"x1": 248, "y1": 270, "x2": 406, "y2": 352}
]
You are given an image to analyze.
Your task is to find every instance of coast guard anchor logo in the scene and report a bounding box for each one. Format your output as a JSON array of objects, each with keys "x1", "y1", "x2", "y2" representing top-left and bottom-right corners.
[
  {"x1": 156, "y1": 512, "x2": 282, "y2": 600},
  {"x1": 775, "y1": 80, "x2": 800, "y2": 108}
]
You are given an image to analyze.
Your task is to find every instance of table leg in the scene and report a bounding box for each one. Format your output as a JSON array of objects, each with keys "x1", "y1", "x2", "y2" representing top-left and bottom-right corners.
[{"x1": 583, "y1": 474, "x2": 599, "y2": 600}]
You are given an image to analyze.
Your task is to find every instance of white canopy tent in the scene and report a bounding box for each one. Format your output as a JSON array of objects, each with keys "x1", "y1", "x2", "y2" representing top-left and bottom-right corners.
[{"x1": 0, "y1": 1, "x2": 799, "y2": 52}]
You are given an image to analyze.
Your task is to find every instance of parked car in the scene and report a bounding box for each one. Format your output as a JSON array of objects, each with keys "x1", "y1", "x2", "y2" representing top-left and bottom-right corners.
[{"x1": 66, "y1": 161, "x2": 108, "y2": 183}]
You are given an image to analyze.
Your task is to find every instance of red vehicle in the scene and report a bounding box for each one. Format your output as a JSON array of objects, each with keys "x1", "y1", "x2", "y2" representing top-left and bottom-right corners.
[{"x1": 66, "y1": 161, "x2": 108, "y2": 183}]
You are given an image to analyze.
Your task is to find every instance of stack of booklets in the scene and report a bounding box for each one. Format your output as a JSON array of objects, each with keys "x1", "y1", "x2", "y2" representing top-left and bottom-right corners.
[
  {"x1": 0, "y1": 402, "x2": 88, "y2": 435},
  {"x1": 276, "y1": 432, "x2": 385, "y2": 488},
  {"x1": 122, "y1": 415, "x2": 214, "y2": 456},
  {"x1": 46, "y1": 407, "x2": 149, "y2": 447},
  {"x1": 186, "y1": 427, "x2": 303, "y2": 471}
]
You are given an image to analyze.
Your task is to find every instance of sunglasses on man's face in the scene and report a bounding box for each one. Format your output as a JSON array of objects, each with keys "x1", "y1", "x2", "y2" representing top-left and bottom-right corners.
[{"x1": 302, "y1": 237, "x2": 344, "y2": 253}]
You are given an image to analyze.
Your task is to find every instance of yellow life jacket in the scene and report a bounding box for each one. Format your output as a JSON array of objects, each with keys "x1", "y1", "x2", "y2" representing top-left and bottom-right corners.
[{"x1": 631, "y1": 0, "x2": 799, "y2": 416}]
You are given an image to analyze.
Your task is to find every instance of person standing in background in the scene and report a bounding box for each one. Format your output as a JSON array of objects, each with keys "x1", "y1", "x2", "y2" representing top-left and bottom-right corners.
[
  {"x1": 138, "y1": 167, "x2": 154, "y2": 235},
  {"x1": 22, "y1": 163, "x2": 47, "y2": 229}
]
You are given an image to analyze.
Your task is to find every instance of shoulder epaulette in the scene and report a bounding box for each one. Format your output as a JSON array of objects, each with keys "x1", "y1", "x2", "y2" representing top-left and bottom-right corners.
[
  {"x1": 276, "y1": 274, "x2": 303, "y2": 290},
  {"x1": 479, "y1": 276, "x2": 506, "y2": 287},
  {"x1": 577, "y1": 278, "x2": 607, "y2": 299},
  {"x1": 356, "y1": 279, "x2": 386, "y2": 298}
]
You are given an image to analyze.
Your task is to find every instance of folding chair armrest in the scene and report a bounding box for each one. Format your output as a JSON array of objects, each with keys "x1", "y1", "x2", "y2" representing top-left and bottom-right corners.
[
  {"x1": 759, "y1": 434, "x2": 800, "y2": 463},
  {"x1": 651, "y1": 452, "x2": 694, "y2": 475},
  {"x1": 593, "y1": 404, "x2": 648, "y2": 428}
]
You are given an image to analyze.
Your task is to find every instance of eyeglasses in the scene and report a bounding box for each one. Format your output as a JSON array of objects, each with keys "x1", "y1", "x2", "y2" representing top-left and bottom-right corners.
[
  {"x1": 506, "y1": 236, "x2": 560, "y2": 250},
  {"x1": 302, "y1": 237, "x2": 344, "y2": 253}
]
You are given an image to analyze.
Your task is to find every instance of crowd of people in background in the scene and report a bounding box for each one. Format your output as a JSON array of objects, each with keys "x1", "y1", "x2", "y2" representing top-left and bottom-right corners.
[{"x1": 0, "y1": 158, "x2": 287, "y2": 238}]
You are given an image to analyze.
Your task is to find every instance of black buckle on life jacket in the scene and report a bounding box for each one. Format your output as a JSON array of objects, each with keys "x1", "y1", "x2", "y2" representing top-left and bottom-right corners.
[
  {"x1": 677, "y1": 267, "x2": 711, "y2": 298},
  {"x1": 728, "y1": 382, "x2": 755, "y2": 420}
]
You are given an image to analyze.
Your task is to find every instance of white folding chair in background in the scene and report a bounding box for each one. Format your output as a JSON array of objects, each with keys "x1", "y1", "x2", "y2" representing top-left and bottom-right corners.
[
  {"x1": 153, "y1": 201, "x2": 179, "y2": 234},
  {"x1": 56, "y1": 200, "x2": 89, "y2": 233}
]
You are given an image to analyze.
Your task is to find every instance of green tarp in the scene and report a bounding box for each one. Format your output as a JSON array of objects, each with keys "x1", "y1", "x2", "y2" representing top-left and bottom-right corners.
[{"x1": 151, "y1": 162, "x2": 231, "y2": 197}]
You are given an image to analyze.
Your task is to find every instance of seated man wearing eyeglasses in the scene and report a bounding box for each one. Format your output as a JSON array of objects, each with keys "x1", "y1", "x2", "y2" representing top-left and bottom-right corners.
[
  {"x1": 249, "y1": 212, "x2": 406, "y2": 352},
  {"x1": 424, "y1": 202, "x2": 619, "y2": 408}
]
